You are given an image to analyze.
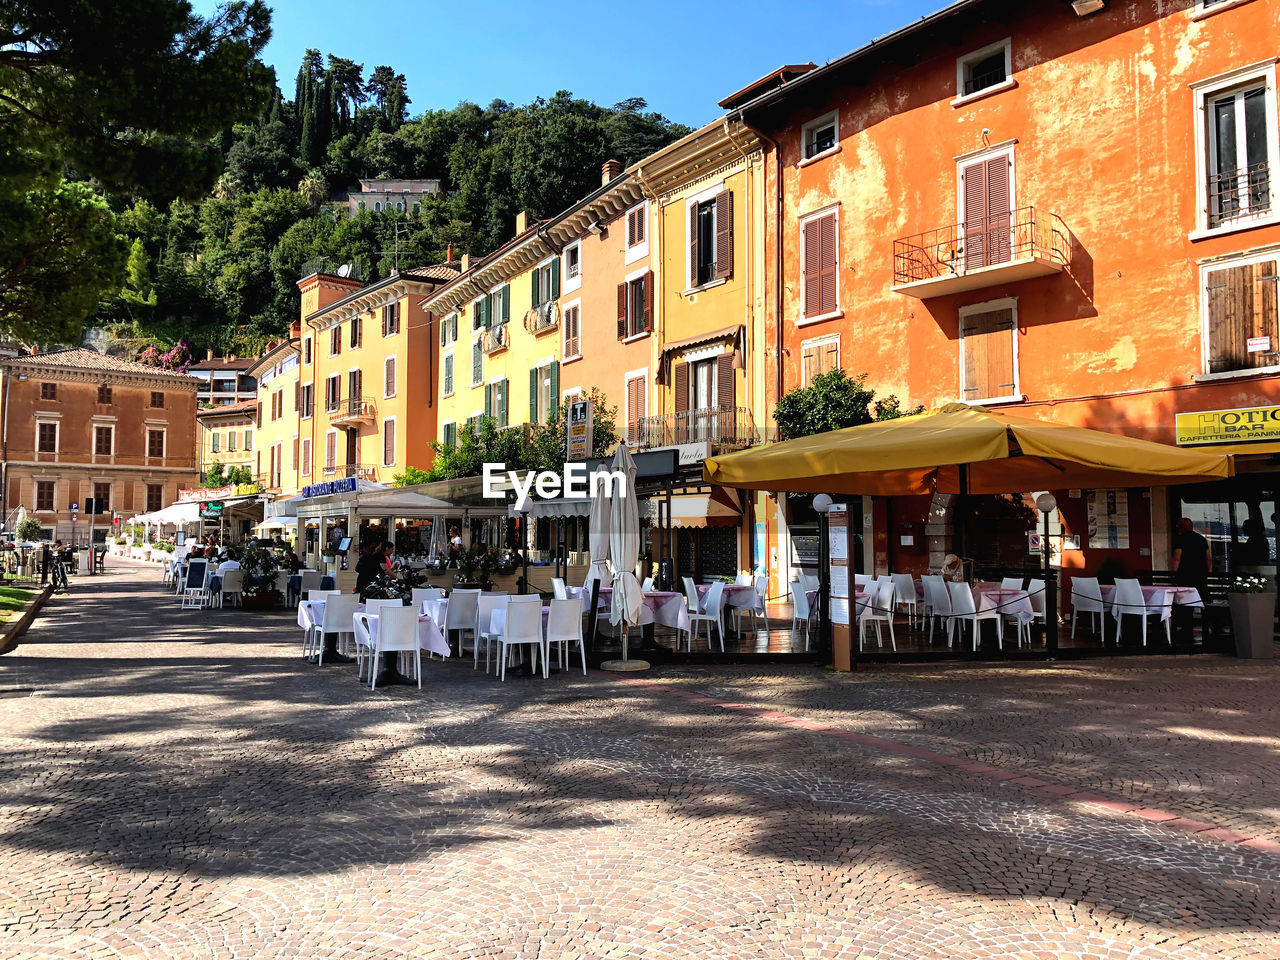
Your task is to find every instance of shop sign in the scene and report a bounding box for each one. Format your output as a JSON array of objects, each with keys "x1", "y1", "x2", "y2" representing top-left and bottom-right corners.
[
  {"x1": 302, "y1": 476, "x2": 357, "y2": 498},
  {"x1": 567, "y1": 399, "x2": 593, "y2": 461},
  {"x1": 1248, "y1": 336, "x2": 1272, "y2": 353},
  {"x1": 178, "y1": 483, "x2": 261, "y2": 503},
  {"x1": 1175, "y1": 404, "x2": 1280, "y2": 445}
]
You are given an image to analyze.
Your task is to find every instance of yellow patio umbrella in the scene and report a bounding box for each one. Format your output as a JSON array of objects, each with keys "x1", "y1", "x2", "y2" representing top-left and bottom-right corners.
[{"x1": 704, "y1": 403, "x2": 1233, "y2": 495}]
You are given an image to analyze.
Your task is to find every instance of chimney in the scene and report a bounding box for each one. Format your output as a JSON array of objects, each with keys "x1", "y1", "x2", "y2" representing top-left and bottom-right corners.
[
  {"x1": 206, "y1": 348, "x2": 214, "y2": 361},
  {"x1": 515, "y1": 210, "x2": 531, "y2": 234},
  {"x1": 602, "y1": 159, "x2": 621, "y2": 185},
  {"x1": 289, "y1": 320, "x2": 301, "y2": 339},
  {"x1": 460, "y1": 252, "x2": 471, "y2": 273},
  {"x1": 228, "y1": 354, "x2": 237, "y2": 362},
  {"x1": 446, "y1": 241, "x2": 454, "y2": 263}
]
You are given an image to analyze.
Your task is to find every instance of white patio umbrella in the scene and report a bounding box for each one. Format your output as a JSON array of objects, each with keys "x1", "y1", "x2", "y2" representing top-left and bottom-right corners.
[
  {"x1": 603, "y1": 443, "x2": 647, "y2": 671},
  {"x1": 583, "y1": 463, "x2": 612, "y2": 595}
]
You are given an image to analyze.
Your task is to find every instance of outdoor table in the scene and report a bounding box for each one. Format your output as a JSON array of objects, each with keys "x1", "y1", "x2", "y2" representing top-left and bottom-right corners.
[
  {"x1": 288, "y1": 572, "x2": 336, "y2": 603},
  {"x1": 596, "y1": 587, "x2": 690, "y2": 634},
  {"x1": 697, "y1": 583, "x2": 764, "y2": 617},
  {"x1": 973, "y1": 586, "x2": 1034, "y2": 624},
  {"x1": 298, "y1": 596, "x2": 357, "y2": 664},
  {"x1": 1099, "y1": 584, "x2": 1203, "y2": 620},
  {"x1": 360, "y1": 608, "x2": 451, "y2": 686}
]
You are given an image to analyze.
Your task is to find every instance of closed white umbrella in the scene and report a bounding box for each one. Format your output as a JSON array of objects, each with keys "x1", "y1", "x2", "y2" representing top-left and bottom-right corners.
[
  {"x1": 583, "y1": 464, "x2": 612, "y2": 595},
  {"x1": 603, "y1": 444, "x2": 647, "y2": 671}
]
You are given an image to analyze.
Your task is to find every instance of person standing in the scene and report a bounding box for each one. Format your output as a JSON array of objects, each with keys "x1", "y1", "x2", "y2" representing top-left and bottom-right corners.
[
  {"x1": 1172, "y1": 517, "x2": 1212, "y2": 648},
  {"x1": 355, "y1": 541, "x2": 385, "y2": 596}
]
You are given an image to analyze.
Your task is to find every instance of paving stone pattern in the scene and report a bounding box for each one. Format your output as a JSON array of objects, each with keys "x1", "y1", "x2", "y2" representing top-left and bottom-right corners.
[{"x1": 0, "y1": 561, "x2": 1277, "y2": 959}]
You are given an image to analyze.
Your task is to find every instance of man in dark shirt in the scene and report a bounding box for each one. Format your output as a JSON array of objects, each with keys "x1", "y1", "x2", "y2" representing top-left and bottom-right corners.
[
  {"x1": 1172, "y1": 517, "x2": 1211, "y2": 593},
  {"x1": 354, "y1": 541, "x2": 385, "y2": 596}
]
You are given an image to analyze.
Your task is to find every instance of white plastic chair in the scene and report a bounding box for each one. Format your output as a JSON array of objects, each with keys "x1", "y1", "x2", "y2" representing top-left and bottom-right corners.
[
  {"x1": 550, "y1": 577, "x2": 568, "y2": 600},
  {"x1": 858, "y1": 578, "x2": 897, "y2": 651},
  {"x1": 684, "y1": 580, "x2": 725, "y2": 651},
  {"x1": 411, "y1": 587, "x2": 443, "y2": 609},
  {"x1": 359, "y1": 598, "x2": 404, "y2": 680},
  {"x1": 947, "y1": 581, "x2": 1003, "y2": 651},
  {"x1": 180, "y1": 559, "x2": 209, "y2": 609},
  {"x1": 682, "y1": 577, "x2": 701, "y2": 612},
  {"x1": 444, "y1": 588, "x2": 480, "y2": 657},
  {"x1": 545, "y1": 596, "x2": 586, "y2": 675},
  {"x1": 496, "y1": 597, "x2": 544, "y2": 681},
  {"x1": 735, "y1": 573, "x2": 753, "y2": 586},
  {"x1": 854, "y1": 573, "x2": 871, "y2": 589},
  {"x1": 641, "y1": 576, "x2": 655, "y2": 592},
  {"x1": 1111, "y1": 578, "x2": 1168, "y2": 647},
  {"x1": 1001, "y1": 576, "x2": 1024, "y2": 591},
  {"x1": 475, "y1": 593, "x2": 509, "y2": 672},
  {"x1": 311, "y1": 594, "x2": 358, "y2": 665},
  {"x1": 297, "y1": 570, "x2": 321, "y2": 605},
  {"x1": 1070, "y1": 577, "x2": 1106, "y2": 641},
  {"x1": 218, "y1": 569, "x2": 243, "y2": 608},
  {"x1": 790, "y1": 580, "x2": 814, "y2": 650},
  {"x1": 921, "y1": 575, "x2": 952, "y2": 647},
  {"x1": 370, "y1": 605, "x2": 422, "y2": 690},
  {"x1": 891, "y1": 574, "x2": 918, "y2": 628},
  {"x1": 734, "y1": 574, "x2": 769, "y2": 634},
  {"x1": 800, "y1": 573, "x2": 819, "y2": 596}
]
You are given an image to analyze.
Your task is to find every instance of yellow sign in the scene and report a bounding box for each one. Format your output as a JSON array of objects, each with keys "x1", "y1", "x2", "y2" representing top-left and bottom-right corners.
[{"x1": 1176, "y1": 405, "x2": 1280, "y2": 445}]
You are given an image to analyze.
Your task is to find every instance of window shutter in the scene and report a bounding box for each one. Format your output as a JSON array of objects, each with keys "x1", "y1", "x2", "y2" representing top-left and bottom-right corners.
[
  {"x1": 961, "y1": 314, "x2": 987, "y2": 399},
  {"x1": 617, "y1": 282, "x2": 627, "y2": 339},
  {"x1": 484, "y1": 383, "x2": 493, "y2": 419},
  {"x1": 256, "y1": 403, "x2": 262, "y2": 428},
  {"x1": 501, "y1": 284, "x2": 510, "y2": 324},
  {"x1": 449, "y1": 314, "x2": 457, "y2": 341},
  {"x1": 440, "y1": 315, "x2": 447, "y2": 347},
  {"x1": 293, "y1": 382, "x2": 299, "y2": 411},
  {"x1": 549, "y1": 361, "x2": 560, "y2": 422},
  {"x1": 1207, "y1": 262, "x2": 1277, "y2": 371},
  {"x1": 717, "y1": 354, "x2": 735, "y2": 410},
  {"x1": 301, "y1": 439, "x2": 309, "y2": 475},
  {"x1": 714, "y1": 190, "x2": 733, "y2": 281},
  {"x1": 962, "y1": 160, "x2": 989, "y2": 270},
  {"x1": 689, "y1": 203, "x2": 700, "y2": 286},
  {"x1": 673, "y1": 361, "x2": 689, "y2": 414},
  {"x1": 350, "y1": 369, "x2": 362, "y2": 402},
  {"x1": 531, "y1": 269, "x2": 541, "y2": 306},
  {"x1": 823, "y1": 340, "x2": 839, "y2": 374},
  {"x1": 385, "y1": 357, "x2": 395, "y2": 396},
  {"x1": 801, "y1": 346, "x2": 816, "y2": 386},
  {"x1": 551, "y1": 257, "x2": 561, "y2": 299},
  {"x1": 529, "y1": 367, "x2": 539, "y2": 423},
  {"x1": 803, "y1": 219, "x2": 821, "y2": 318},
  {"x1": 384, "y1": 421, "x2": 394, "y2": 464},
  {"x1": 818, "y1": 215, "x2": 837, "y2": 316},
  {"x1": 985, "y1": 155, "x2": 1011, "y2": 265},
  {"x1": 627, "y1": 210, "x2": 636, "y2": 246},
  {"x1": 444, "y1": 422, "x2": 455, "y2": 449},
  {"x1": 626, "y1": 378, "x2": 640, "y2": 443},
  {"x1": 988, "y1": 310, "x2": 1016, "y2": 398},
  {"x1": 642, "y1": 272, "x2": 653, "y2": 332}
]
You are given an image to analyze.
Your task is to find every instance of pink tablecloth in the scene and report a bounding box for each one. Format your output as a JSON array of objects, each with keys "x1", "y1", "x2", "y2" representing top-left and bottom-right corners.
[
  {"x1": 597, "y1": 587, "x2": 690, "y2": 633},
  {"x1": 697, "y1": 583, "x2": 764, "y2": 615},
  {"x1": 973, "y1": 587, "x2": 1034, "y2": 624},
  {"x1": 1100, "y1": 584, "x2": 1203, "y2": 621}
]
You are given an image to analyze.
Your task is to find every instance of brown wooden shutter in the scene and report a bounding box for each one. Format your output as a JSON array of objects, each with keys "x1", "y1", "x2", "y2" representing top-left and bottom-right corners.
[
  {"x1": 962, "y1": 160, "x2": 988, "y2": 270},
  {"x1": 714, "y1": 190, "x2": 733, "y2": 281},
  {"x1": 384, "y1": 420, "x2": 394, "y2": 464},
  {"x1": 823, "y1": 339, "x2": 839, "y2": 374},
  {"x1": 961, "y1": 313, "x2": 987, "y2": 399},
  {"x1": 617, "y1": 282, "x2": 627, "y2": 339},
  {"x1": 256, "y1": 403, "x2": 262, "y2": 428},
  {"x1": 716, "y1": 353, "x2": 735, "y2": 410},
  {"x1": 818, "y1": 214, "x2": 837, "y2": 316},
  {"x1": 385, "y1": 357, "x2": 395, "y2": 395},
  {"x1": 690, "y1": 203, "x2": 700, "y2": 286},
  {"x1": 962, "y1": 308, "x2": 1015, "y2": 399},
  {"x1": 673, "y1": 362, "x2": 689, "y2": 414},
  {"x1": 801, "y1": 345, "x2": 816, "y2": 386},
  {"x1": 985, "y1": 156, "x2": 1011, "y2": 265},
  {"x1": 1207, "y1": 262, "x2": 1279, "y2": 371},
  {"x1": 803, "y1": 219, "x2": 820, "y2": 317},
  {"x1": 642, "y1": 272, "x2": 653, "y2": 331}
]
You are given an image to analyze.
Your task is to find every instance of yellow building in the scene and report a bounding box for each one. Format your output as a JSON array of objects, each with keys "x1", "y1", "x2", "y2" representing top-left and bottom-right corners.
[
  {"x1": 245, "y1": 332, "x2": 302, "y2": 498},
  {"x1": 195, "y1": 399, "x2": 256, "y2": 480}
]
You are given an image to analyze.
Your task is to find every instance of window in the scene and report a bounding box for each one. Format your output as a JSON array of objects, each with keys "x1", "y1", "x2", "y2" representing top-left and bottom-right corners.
[
  {"x1": 245, "y1": 430, "x2": 253, "y2": 452},
  {"x1": 440, "y1": 312, "x2": 458, "y2": 346},
  {"x1": 348, "y1": 369, "x2": 362, "y2": 406},
  {"x1": 529, "y1": 362, "x2": 560, "y2": 425},
  {"x1": 564, "y1": 241, "x2": 582, "y2": 291},
  {"x1": 212, "y1": 432, "x2": 221, "y2": 453},
  {"x1": 563, "y1": 304, "x2": 581, "y2": 358},
  {"x1": 97, "y1": 385, "x2": 112, "y2": 404},
  {"x1": 475, "y1": 285, "x2": 509, "y2": 328},
  {"x1": 146, "y1": 483, "x2": 163, "y2": 513},
  {"x1": 485, "y1": 378, "x2": 509, "y2": 427},
  {"x1": 1202, "y1": 253, "x2": 1279, "y2": 374},
  {"x1": 625, "y1": 375, "x2": 646, "y2": 445},
  {"x1": 92, "y1": 425, "x2": 113, "y2": 456},
  {"x1": 801, "y1": 111, "x2": 838, "y2": 161},
  {"x1": 801, "y1": 210, "x2": 839, "y2": 321},
  {"x1": 329, "y1": 326, "x2": 341, "y2": 356},
  {"x1": 531, "y1": 260, "x2": 559, "y2": 306},
  {"x1": 349, "y1": 315, "x2": 362, "y2": 349},
  {"x1": 301, "y1": 437, "x2": 312, "y2": 475},
  {"x1": 959, "y1": 299, "x2": 1019, "y2": 403},
  {"x1": 957, "y1": 39, "x2": 1012, "y2": 99},
  {"x1": 624, "y1": 202, "x2": 648, "y2": 263},
  {"x1": 36, "y1": 480, "x2": 55, "y2": 512},
  {"x1": 325, "y1": 374, "x2": 340, "y2": 413},
  {"x1": 472, "y1": 338, "x2": 483, "y2": 386},
  {"x1": 301, "y1": 383, "x2": 314, "y2": 418},
  {"x1": 442, "y1": 421, "x2": 457, "y2": 449},
  {"x1": 381, "y1": 301, "x2": 400, "y2": 336},
  {"x1": 36, "y1": 422, "x2": 57, "y2": 453},
  {"x1": 303, "y1": 337, "x2": 312, "y2": 365},
  {"x1": 40, "y1": 382, "x2": 56, "y2": 400},
  {"x1": 960, "y1": 149, "x2": 1014, "y2": 270},
  {"x1": 228, "y1": 431, "x2": 238, "y2": 452},
  {"x1": 689, "y1": 190, "x2": 733, "y2": 288},
  {"x1": 93, "y1": 483, "x2": 111, "y2": 512},
  {"x1": 384, "y1": 356, "x2": 396, "y2": 397},
  {"x1": 150, "y1": 391, "x2": 164, "y2": 408},
  {"x1": 801, "y1": 335, "x2": 841, "y2": 387},
  {"x1": 325, "y1": 431, "x2": 337, "y2": 471},
  {"x1": 443, "y1": 353, "x2": 454, "y2": 396},
  {"x1": 374, "y1": 201, "x2": 381, "y2": 212},
  {"x1": 1196, "y1": 67, "x2": 1276, "y2": 231},
  {"x1": 616, "y1": 272, "x2": 653, "y2": 339},
  {"x1": 382, "y1": 418, "x2": 396, "y2": 466}
]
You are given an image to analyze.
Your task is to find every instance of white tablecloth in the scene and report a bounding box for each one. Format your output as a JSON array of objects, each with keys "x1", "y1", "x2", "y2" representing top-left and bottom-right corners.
[
  {"x1": 359, "y1": 610, "x2": 450, "y2": 657},
  {"x1": 487, "y1": 605, "x2": 551, "y2": 637},
  {"x1": 1100, "y1": 584, "x2": 1203, "y2": 621},
  {"x1": 697, "y1": 583, "x2": 764, "y2": 615},
  {"x1": 975, "y1": 587, "x2": 1035, "y2": 624},
  {"x1": 597, "y1": 587, "x2": 690, "y2": 633}
]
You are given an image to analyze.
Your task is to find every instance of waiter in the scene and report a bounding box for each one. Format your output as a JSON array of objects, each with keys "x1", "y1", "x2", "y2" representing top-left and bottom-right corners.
[{"x1": 1171, "y1": 517, "x2": 1212, "y2": 649}]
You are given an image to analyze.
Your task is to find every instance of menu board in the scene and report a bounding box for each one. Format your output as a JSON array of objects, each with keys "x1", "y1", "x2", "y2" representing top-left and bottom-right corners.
[
  {"x1": 1087, "y1": 489, "x2": 1130, "y2": 549},
  {"x1": 828, "y1": 505, "x2": 850, "y2": 625}
]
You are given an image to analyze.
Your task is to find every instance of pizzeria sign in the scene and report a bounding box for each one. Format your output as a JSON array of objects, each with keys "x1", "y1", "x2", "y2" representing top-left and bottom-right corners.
[{"x1": 1175, "y1": 404, "x2": 1280, "y2": 445}]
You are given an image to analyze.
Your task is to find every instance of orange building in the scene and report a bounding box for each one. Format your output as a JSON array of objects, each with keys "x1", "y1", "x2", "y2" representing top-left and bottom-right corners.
[{"x1": 728, "y1": 0, "x2": 1280, "y2": 581}]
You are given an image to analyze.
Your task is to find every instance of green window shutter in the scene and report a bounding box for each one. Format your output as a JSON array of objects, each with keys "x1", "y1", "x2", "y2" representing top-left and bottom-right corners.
[
  {"x1": 531, "y1": 269, "x2": 541, "y2": 306},
  {"x1": 549, "y1": 361, "x2": 560, "y2": 422},
  {"x1": 499, "y1": 377, "x2": 509, "y2": 427},
  {"x1": 450, "y1": 314, "x2": 457, "y2": 341},
  {"x1": 444, "y1": 422, "x2": 455, "y2": 448},
  {"x1": 529, "y1": 367, "x2": 539, "y2": 423},
  {"x1": 551, "y1": 257, "x2": 561, "y2": 299},
  {"x1": 482, "y1": 297, "x2": 491, "y2": 329},
  {"x1": 502, "y1": 284, "x2": 511, "y2": 323},
  {"x1": 484, "y1": 383, "x2": 493, "y2": 419}
]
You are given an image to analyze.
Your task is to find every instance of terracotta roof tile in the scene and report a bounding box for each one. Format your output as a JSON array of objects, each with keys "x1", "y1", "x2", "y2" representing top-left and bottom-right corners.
[{"x1": 1, "y1": 348, "x2": 198, "y2": 382}]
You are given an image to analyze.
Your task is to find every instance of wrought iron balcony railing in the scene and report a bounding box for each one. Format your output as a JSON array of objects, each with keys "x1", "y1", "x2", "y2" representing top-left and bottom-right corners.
[
  {"x1": 633, "y1": 406, "x2": 762, "y2": 451},
  {"x1": 330, "y1": 396, "x2": 375, "y2": 424},
  {"x1": 1208, "y1": 161, "x2": 1272, "y2": 228},
  {"x1": 524, "y1": 300, "x2": 559, "y2": 335}
]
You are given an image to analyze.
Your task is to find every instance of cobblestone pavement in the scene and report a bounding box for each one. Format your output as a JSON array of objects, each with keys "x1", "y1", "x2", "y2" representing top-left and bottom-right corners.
[{"x1": 0, "y1": 561, "x2": 1278, "y2": 959}]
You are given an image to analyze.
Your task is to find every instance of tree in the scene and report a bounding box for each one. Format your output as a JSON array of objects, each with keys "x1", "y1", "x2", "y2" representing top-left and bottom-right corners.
[
  {"x1": 297, "y1": 169, "x2": 328, "y2": 209},
  {"x1": 15, "y1": 516, "x2": 43, "y2": 542},
  {"x1": 365, "y1": 66, "x2": 409, "y2": 130},
  {"x1": 773, "y1": 370, "x2": 924, "y2": 441},
  {"x1": 391, "y1": 466, "x2": 432, "y2": 487},
  {"x1": 527, "y1": 387, "x2": 619, "y2": 473},
  {"x1": 202, "y1": 461, "x2": 227, "y2": 488},
  {"x1": 326, "y1": 56, "x2": 365, "y2": 133}
]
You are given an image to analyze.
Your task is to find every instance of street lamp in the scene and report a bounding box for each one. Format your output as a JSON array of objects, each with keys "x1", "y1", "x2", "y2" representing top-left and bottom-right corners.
[
  {"x1": 813, "y1": 493, "x2": 833, "y2": 660},
  {"x1": 1035, "y1": 491, "x2": 1059, "y2": 656},
  {"x1": 515, "y1": 499, "x2": 531, "y2": 595}
]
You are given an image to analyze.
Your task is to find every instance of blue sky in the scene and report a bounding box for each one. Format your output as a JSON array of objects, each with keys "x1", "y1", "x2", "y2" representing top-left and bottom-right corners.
[{"x1": 213, "y1": 0, "x2": 948, "y2": 127}]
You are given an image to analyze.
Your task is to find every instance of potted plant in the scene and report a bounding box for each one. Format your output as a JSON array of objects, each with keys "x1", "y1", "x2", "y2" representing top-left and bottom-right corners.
[
  {"x1": 237, "y1": 543, "x2": 282, "y2": 609},
  {"x1": 455, "y1": 545, "x2": 484, "y2": 588},
  {"x1": 1228, "y1": 576, "x2": 1275, "y2": 659}
]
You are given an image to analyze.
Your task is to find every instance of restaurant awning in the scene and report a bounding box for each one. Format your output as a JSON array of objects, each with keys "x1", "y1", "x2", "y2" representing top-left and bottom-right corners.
[
  {"x1": 509, "y1": 497, "x2": 593, "y2": 519},
  {"x1": 644, "y1": 494, "x2": 740, "y2": 527},
  {"x1": 704, "y1": 403, "x2": 1234, "y2": 495}
]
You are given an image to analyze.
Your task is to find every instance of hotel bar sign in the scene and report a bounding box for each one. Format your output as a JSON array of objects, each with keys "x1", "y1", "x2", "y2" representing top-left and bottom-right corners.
[{"x1": 1176, "y1": 405, "x2": 1280, "y2": 445}]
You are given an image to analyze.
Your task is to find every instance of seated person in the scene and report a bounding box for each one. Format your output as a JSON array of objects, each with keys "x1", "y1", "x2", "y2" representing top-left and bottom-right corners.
[
  {"x1": 281, "y1": 551, "x2": 303, "y2": 573},
  {"x1": 216, "y1": 552, "x2": 241, "y2": 573}
]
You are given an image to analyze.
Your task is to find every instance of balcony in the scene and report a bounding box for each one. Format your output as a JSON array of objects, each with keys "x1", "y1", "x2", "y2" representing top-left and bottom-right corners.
[
  {"x1": 329, "y1": 396, "x2": 376, "y2": 425},
  {"x1": 322, "y1": 463, "x2": 378, "y2": 480},
  {"x1": 524, "y1": 300, "x2": 559, "y2": 336},
  {"x1": 892, "y1": 206, "x2": 1070, "y2": 299},
  {"x1": 634, "y1": 407, "x2": 764, "y2": 453},
  {"x1": 255, "y1": 473, "x2": 282, "y2": 495},
  {"x1": 483, "y1": 323, "x2": 509, "y2": 355}
]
